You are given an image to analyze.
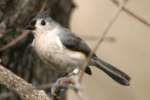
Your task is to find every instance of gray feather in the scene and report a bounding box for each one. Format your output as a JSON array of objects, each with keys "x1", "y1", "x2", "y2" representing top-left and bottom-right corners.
[
  {"x1": 92, "y1": 57, "x2": 131, "y2": 86},
  {"x1": 58, "y1": 28, "x2": 96, "y2": 57}
]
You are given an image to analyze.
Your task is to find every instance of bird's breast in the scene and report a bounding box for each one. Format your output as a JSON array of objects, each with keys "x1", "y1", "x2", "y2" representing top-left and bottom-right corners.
[
  {"x1": 33, "y1": 33, "x2": 87, "y2": 61},
  {"x1": 33, "y1": 34, "x2": 64, "y2": 59}
]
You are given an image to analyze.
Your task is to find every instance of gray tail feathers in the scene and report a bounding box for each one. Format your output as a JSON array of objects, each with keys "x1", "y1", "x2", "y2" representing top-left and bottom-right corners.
[{"x1": 92, "y1": 57, "x2": 131, "y2": 86}]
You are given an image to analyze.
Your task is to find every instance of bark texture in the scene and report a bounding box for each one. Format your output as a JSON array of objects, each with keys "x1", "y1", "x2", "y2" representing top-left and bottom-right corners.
[{"x1": 0, "y1": 65, "x2": 51, "y2": 100}]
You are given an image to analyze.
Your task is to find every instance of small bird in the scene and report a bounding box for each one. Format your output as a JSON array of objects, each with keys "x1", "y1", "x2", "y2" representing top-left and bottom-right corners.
[{"x1": 26, "y1": 12, "x2": 130, "y2": 86}]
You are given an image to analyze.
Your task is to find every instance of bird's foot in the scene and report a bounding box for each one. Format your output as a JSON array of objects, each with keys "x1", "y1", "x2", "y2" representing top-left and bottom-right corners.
[{"x1": 51, "y1": 76, "x2": 81, "y2": 96}]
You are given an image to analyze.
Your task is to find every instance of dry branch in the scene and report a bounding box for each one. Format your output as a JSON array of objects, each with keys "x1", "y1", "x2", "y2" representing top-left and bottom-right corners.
[
  {"x1": 0, "y1": 64, "x2": 51, "y2": 100},
  {"x1": 0, "y1": 30, "x2": 31, "y2": 52},
  {"x1": 110, "y1": 0, "x2": 150, "y2": 27}
]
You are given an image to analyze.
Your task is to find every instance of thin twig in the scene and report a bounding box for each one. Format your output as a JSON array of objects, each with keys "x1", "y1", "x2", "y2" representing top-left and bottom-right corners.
[
  {"x1": 0, "y1": 30, "x2": 31, "y2": 52},
  {"x1": 110, "y1": 0, "x2": 150, "y2": 27},
  {"x1": 79, "y1": 0, "x2": 128, "y2": 83}
]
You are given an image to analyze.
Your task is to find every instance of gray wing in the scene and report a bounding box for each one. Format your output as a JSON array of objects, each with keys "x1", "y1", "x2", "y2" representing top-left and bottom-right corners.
[
  {"x1": 59, "y1": 29, "x2": 130, "y2": 85},
  {"x1": 59, "y1": 30, "x2": 96, "y2": 57},
  {"x1": 59, "y1": 30, "x2": 95, "y2": 75}
]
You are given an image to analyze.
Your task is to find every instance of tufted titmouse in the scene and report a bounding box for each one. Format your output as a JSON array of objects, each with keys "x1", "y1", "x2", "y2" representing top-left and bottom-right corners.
[{"x1": 26, "y1": 13, "x2": 130, "y2": 86}]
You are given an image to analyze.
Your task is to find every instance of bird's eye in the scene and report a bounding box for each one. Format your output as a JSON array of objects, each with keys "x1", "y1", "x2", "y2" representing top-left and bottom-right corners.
[{"x1": 41, "y1": 20, "x2": 46, "y2": 25}]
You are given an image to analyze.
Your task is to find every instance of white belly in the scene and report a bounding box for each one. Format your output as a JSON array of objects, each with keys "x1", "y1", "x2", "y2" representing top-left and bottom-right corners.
[{"x1": 32, "y1": 33, "x2": 86, "y2": 74}]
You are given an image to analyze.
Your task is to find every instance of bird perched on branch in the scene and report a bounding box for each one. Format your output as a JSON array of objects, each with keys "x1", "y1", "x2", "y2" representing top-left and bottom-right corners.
[{"x1": 26, "y1": 12, "x2": 130, "y2": 86}]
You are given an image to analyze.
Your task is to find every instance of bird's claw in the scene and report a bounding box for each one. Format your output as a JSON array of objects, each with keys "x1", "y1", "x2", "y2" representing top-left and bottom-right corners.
[
  {"x1": 51, "y1": 76, "x2": 81, "y2": 96},
  {"x1": 51, "y1": 77, "x2": 73, "y2": 96}
]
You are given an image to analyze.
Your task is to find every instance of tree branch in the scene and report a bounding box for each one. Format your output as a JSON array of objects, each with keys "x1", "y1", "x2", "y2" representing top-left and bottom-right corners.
[
  {"x1": 0, "y1": 30, "x2": 31, "y2": 52},
  {"x1": 110, "y1": 0, "x2": 150, "y2": 27},
  {"x1": 0, "y1": 64, "x2": 51, "y2": 100}
]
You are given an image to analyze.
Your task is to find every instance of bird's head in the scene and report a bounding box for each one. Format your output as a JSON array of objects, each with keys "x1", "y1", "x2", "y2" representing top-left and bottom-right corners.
[{"x1": 26, "y1": 12, "x2": 57, "y2": 36}]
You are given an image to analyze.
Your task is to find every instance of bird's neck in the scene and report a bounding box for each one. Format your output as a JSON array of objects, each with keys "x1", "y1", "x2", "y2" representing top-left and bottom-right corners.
[
  {"x1": 34, "y1": 25, "x2": 61, "y2": 38},
  {"x1": 32, "y1": 25, "x2": 62, "y2": 49}
]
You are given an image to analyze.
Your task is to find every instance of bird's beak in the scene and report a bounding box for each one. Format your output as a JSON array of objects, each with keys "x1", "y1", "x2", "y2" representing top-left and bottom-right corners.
[
  {"x1": 25, "y1": 19, "x2": 36, "y2": 30},
  {"x1": 26, "y1": 25, "x2": 35, "y2": 30}
]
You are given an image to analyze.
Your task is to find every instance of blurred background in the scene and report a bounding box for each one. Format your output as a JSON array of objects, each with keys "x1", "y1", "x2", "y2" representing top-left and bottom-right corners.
[
  {"x1": 68, "y1": 0, "x2": 150, "y2": 100},
  {"x1": 0, "y1": 0, "x2": 149, "y2": 100}
]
